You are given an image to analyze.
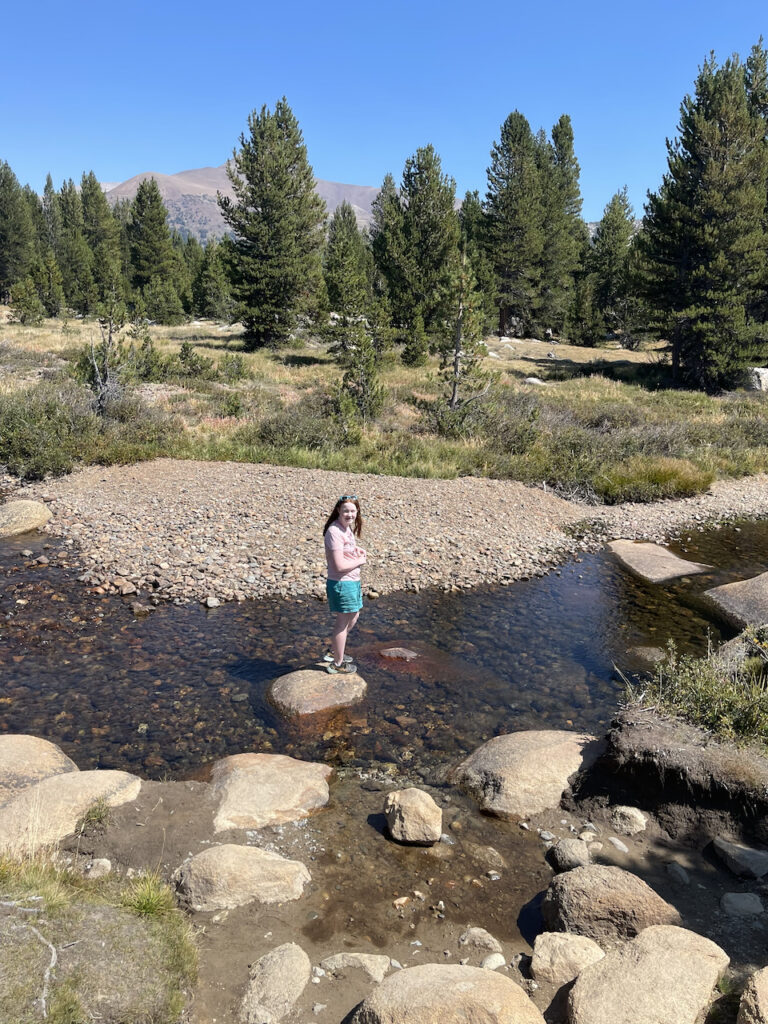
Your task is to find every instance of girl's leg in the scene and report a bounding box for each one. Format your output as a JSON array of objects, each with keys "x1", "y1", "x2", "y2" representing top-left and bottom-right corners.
[{"x1": 331, "y1": 612, "x2": 356, "y2": 665}]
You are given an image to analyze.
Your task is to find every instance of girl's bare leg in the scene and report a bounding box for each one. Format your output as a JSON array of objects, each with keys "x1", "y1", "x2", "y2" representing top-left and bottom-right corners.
[{"x1": 331, "y1": 611, "x2": 359, "y2": 665}]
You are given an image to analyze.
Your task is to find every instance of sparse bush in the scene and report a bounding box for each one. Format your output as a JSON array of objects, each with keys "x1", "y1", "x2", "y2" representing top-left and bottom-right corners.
[
  {"x1": 9, "y1": 277, "x2": 45, "y2": 325},
  {"x1": 176, "y1": 341, "x2": 216, "y2": 379},
  {"x1": 218, "y1": 352, "x2": 250, "y2": 382}
]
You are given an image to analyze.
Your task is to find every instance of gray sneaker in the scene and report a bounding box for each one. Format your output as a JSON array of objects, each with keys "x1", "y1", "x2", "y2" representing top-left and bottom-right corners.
[
  {"x1": 326, "y1": 661, "x2": 357, "y2": 675},
  {"x1": 323, "y1": 652, "x2": 353, "y2": 664}
]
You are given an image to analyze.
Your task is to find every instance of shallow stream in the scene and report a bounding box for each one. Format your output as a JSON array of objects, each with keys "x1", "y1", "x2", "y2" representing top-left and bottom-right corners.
[{"x1": 2, "y1": 518, "x2": 767, "y2": 780}]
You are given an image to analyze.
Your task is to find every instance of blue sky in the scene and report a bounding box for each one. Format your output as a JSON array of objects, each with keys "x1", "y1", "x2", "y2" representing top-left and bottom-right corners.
[{"x1": 3, "y1": 0, "x2": 766, "y2": 221}]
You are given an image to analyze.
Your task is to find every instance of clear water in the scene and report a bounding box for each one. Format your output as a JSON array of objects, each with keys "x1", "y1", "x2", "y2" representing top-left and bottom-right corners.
[{"x1": 4, "y1": 519, "x2": 766, "y2": 780}]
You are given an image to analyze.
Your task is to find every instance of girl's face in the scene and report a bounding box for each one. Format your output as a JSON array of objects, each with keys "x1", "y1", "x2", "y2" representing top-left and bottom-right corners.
[{"x1": 338, "y1": 501, "x2": 358, "y2": 529}]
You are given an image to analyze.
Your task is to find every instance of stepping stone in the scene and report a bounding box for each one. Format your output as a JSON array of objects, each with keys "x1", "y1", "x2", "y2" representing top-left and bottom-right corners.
[
  {"x1": 269, "y1": 668, "x2": 366, "y2": 716},
  {"x1": 380, "y1": 647, "x2": 419, "y2": 661},
  {"x1": 608, "y1": 540, "x2": 711, "y2": 583},
  {"x1": 705, "y1": 571, "x2": 768, "y2": 628},
  {"x1": 210, "y1": 752, "x2": 332, "y2": 831},
  {"x1": 173, "y1": 844, "x2": 310, "y2": 912}
]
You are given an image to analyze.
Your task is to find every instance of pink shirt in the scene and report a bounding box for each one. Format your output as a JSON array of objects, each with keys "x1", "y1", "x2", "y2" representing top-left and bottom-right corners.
[{"x1": 324, "y1": 521, "x2": 361, "y2": 582}]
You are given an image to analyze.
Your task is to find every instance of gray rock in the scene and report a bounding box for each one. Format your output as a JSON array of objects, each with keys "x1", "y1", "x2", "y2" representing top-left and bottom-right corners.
[
  {"x1": 541, "y1": 865, "x2": 681, "y2": 943},
  {"x1": 211, "y1": 753, "x2": 332, "y2": 832},
  {"x1": 85, "y1": 858, "x2": 112, "y2": 879},
  {"x1": 0, "y1": 734, "x2": 78, "y2": 802},
  {"x1": 240, "y1": 942, "x2": 311, "y2": 1024},
  {"x1": 666, "y1": 862, "x2": 691, "y2": 885},
  {"x1": 713, "y1": 837, "x2": 768, "y2": 879},
  {"x1": 610, "y1": 805, "x2": 647, "y2": 835},
  {"x1": 0, "y1": 770, "x2": 141, "y2": 855},
  {"x1": 384, "y1": 788, "x2": 442, "y2": 844},
  {"x1": 607, "y1": 540, "x2": 711, "y2": 583},
  {"x1": 173, "y1": 844, "x2": 310, "y2": 912},
  {"x1": 705, "y1": 571, "x2": 768, "y2": 629},
  {"x1": 320, "y1": 952, "x2": 392, "y2": 984},
  {"x1": 746, "y1": 367, "x2": 768, "y2": 392},
  {"x1": 458, "y1": 927, "x2": 503, "y2": 953},
  {"x1": 568, "y1": 925, "x2": 729, "y2": 1024},
  {"x1": 0, "y1": 499, "x2": 51, "y2": 537},
  {"x1": 608, "y1": 837, "x2": 629, "y2": 854},
  {"x1": 454, "y1": 729, "x2": 601, "y2": 819},
  {"x1": 721, "y1": 892, "x2": 764, "y2": 916},
  {"x1": 349, "y1": 963, "x2": 545, "y2": 1023},
  {"x1": 548, "y1": 838, "x2": 591, "y2": 873},
  {"x1": 530, "y1": 932, "x2": 604, "y2": 987},
  {"x1": 738, "y1": 964, "x2": 768, "y2": 1024},
  {"x1": 269, "y1": 668, "x2": 367, "y2": 715}
]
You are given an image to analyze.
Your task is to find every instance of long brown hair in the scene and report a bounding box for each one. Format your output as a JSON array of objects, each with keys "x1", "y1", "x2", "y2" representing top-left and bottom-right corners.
[{"x1": 323, "y1": 496, "x2": 363, "y2": 538}]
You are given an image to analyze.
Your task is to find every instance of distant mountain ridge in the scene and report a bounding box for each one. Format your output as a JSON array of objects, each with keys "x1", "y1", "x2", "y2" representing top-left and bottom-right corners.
[{"x1": 105, "y1": 164, "x2": 379, "y2": 242}]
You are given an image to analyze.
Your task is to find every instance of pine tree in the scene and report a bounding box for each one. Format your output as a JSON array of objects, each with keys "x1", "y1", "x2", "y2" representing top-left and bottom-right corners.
[
  {"x1": 0, "y1": 162, "x2": 35, "y2": 303},
  {"x1": 324, "y1": 201, "x2": 371, "y2": 316},
  {"x1": 218, "y1": 98, "x2": 327, "y2": 347},
  {"x1": 42, "y1": 174, "x2": 62, "y2": 254},
  {"x1": 401, "y1": 312, "x2": 429, "y2": 366},
  {"x1": 32, "y1": 250, "x2": 65, "y2": 317},
  {"x1": 537, "y1": 115, "x2": 588, "y2": 333},
  {"x1": 81, "y1": 170, "x2": 123, "y2": 306},
  {"x1": 193, "y1": 238, "x2": 233, "y2": 320},
  {"x1": 127, "y1": 178, "x2": 181, "y2": 319},
  {"x1": 57, "y1": 179, "x2": 97, "y2": 313},
  {"x1": 484, "y1": 111, "x2": 545, "y2": 337},
  {"x1": 459, "y1": 190, "x2": 496, "y2": 328},
  {"x1": 638, "y1": 50, "x2": 768, "y2": 389},
  {"x1": 369, "y1": 173, "x2": 405, "y2": 319},
  {"x1": 589, "y1": 187, "x2": 640, "y2": 342},
  {"x1": 340, "y1": 319, "x2": 385, "y2": 422}
]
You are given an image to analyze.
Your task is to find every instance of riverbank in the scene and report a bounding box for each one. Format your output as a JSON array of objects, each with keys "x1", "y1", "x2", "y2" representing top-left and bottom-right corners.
[{"x1": 10, "y1": 460, "x2": 768, "y2": 605}]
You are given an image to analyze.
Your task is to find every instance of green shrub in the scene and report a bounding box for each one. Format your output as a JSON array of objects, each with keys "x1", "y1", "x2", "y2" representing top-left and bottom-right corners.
[
  {"x1": 218, "y1": 352, "x2": 250, "y2": 382},
  {"x1": 176, "y1": 341, "x2": 216, "y2": 379},
  {"x1": 596, "y1": 455, "x2": 715, "y2": 503}
]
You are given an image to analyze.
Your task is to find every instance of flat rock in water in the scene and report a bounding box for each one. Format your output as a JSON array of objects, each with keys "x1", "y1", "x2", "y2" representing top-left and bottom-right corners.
[
  {"x1": 320, "y1": 952, "x2": 392, "y2": 984},
  {"x1": 0, "y1": 499, "x2": 51, "y2": 537},
  {"x1": 454, "y1": 730, "x2": 602, "y2": 819},
  {"x1": 240, "y1": 942, "x2": 311, "y2": 1024},
  {"x1": 568, "y1": 925, "x2": 728, "y2": 1024},
  {"x1": 350, "y1": 963, "x2": 545, "y2": 1024},
  {"x1": 607, "y1": 540, "x2": 711, "y2": 583},
  {"x1": 530, "y1": 932, "x2": 605, "y2": 987},
  {"x1": 173, "y1": 844, "x2": 310, "y2": 912},
  {"x1": 705, "y1": 571, "x2": 768, "y2": 628},
  {"x1": 0, "y1": 734, "x2": 79, "y2": 802},
  {"x1": 0, "y1": 770, "x2": 141, "y2": 855},
  {"x1": 380, "y1": 647, "x2": 419, "y2": 661},
  {"x1": 210, "y1": 753, "x2": 332, "y2": 831},
  {"x1": 738, "y1": 965, "x2": 768, "y2": 1024},
  {"x1": 713, "y1": 837, "x2": 768, "y2": 879},
  {"x1": 269, "y1": 668, "x2": 366, "y2": 716},
  {"x1": 541, "y1": 865, "x2": 681, "y2": 943}
]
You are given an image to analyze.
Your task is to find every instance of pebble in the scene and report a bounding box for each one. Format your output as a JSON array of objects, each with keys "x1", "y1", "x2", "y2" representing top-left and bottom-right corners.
[
  {"x1": 539, "y1": 830, "x2": 555, "y2": 842},
  {"x1": 608, "y1": 837, "x2": 629, "y2": 853}
]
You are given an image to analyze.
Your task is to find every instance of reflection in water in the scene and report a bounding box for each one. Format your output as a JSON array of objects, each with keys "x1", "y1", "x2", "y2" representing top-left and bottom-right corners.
[{"x1": 2, "y1": 520, "x2": 766, "y2": 779}]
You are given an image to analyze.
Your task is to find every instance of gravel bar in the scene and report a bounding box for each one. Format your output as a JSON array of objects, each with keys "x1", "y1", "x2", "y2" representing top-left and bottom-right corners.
[{"x1": 12, "y1": 460, "x2": 768, "y2": 605}]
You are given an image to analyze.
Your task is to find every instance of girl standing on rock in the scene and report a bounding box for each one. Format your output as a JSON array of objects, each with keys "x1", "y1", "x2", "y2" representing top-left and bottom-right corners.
[{"x1": 323, "y1": 495, "x2": 366, "y2": 674}]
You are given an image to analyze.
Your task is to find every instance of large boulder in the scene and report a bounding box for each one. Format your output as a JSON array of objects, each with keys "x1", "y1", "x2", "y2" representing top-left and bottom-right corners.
[
  {"x1": 240, "y1": 942, "x2": 311, "y2": 1024},
  {"x1": 541, "y1": 865, "x2": 681, "y2": 943},
  {"x1": 738, "y1": 965, "x2": 768, "y2": 1024},
  {"x1": 350, "y1": 964, "x2": 545, "y2": 1024},
  {"x1": 530, "y1": 932, "x2": 604, "y2": 987},
  {"x1": 0, "y1": 770, "x2": 141, "y2": 855},
  {"x1": 454, "y1": 730, "x2": 601, "y2": 818},
  {"x1": 608, "y1": 540, "x2": 711, "y2": 583},
  {"x1": 269, "y1": 668, "x2": 366, "y2": 716},
  {"x1": 568, "y1": 925, "x2": 729, "y2": 1024},
  {"x1": 173, "y1": 844, "x2": 310, "y2": 912},
  {"x1": 0, "y1": 499, "x2": 51, "y2": 537},
  {"x1": 705, "y1": 571, "x2": 768, "y2": 628},
  {"x1": 384, "y1": 788, "x2": 442, "y2": 844},
  {"x1": 210, "y1": 753, "x2": 332, "y2": 832},
  {"x1": 0, "y1": 734, "x2": 78, "y2": 802}
]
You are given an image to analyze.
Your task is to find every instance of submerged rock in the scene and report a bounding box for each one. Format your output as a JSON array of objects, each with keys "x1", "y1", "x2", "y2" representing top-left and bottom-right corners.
[
  {"x1": 0, "y1": 499, "x2": 51, "y2": 537},
  {"x1": 541, "y1": 865, "x2": 681, "y2": 943},
  {"x1": 173, "y1": 844, "x2": 310, "y2": 912},
  {"x1": 269, "y1": 668, "x2": 367, "y2": 716},
  {"x1": 211, "y1": 753, "x2": 332, "y2": 831},
  {"x1": 349, "y1": 963, "x2": 545, "y2": 1024},
  {"x1": 607, "y1": 540, "x2": 711, "y2": 583},
  {"x1": 568, "y1": 925, "x2": 729, "y2": 1024},
  {"x1": 454, "y1": 730, "x2": 602, "y2": 819}
]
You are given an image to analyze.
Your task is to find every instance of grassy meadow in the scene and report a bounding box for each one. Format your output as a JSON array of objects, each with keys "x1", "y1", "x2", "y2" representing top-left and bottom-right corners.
[{"x1": 2, "y1": 308, "x2": 768, "y2": 503}]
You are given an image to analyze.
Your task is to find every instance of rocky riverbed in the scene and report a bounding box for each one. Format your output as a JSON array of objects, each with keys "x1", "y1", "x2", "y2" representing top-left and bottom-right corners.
[{"x1": 8, "y1": 460, "x2": 768, "y2": 605}]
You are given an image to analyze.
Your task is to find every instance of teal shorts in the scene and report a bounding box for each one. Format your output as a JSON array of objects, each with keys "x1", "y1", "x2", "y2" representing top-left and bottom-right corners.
[{"x1": 326, "y1": 579, "x2": 363, "y2": 614}]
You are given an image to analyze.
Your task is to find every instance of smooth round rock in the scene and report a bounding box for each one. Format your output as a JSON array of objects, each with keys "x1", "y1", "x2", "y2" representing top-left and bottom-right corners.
[
  {"x1": 210, "y1": 753, "x2": 332, "y2": 831},
  {"x1": 269, "y1": 668, "x2": 366, "y2": 716},
  {"x1": 548, "y1": 838, "x2": 592, "y2": 873},
  {"x1": 384, "y1": 788, "x2": 442, "y2": 844},
  {"x1": 0, "y1": 734, "x2": 78, "y2": 802},
  {"x1": 0, "y1": 500, "x2": 51, "y2": 537},
  {"x1": 173, "y1": 844, "x2": 310, "y2": 912}
]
